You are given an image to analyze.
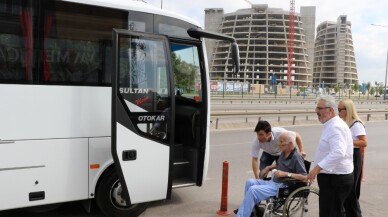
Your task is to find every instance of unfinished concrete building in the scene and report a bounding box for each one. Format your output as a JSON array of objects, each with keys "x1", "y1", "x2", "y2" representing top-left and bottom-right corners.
[
  {"x1": 205, "y1": 4, "x2": 315, "y2": 87},
  {"x1": 313, "y1": 15, "x2": 358, "y2": 87}
]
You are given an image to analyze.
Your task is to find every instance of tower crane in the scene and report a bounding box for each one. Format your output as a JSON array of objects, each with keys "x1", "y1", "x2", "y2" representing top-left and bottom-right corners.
[
  {"x1": 287, "y1": 0, "x2": 295, "y2": 86},
  {"x1": 242, "y1": 0, "x2": 253, "y2": 6}
]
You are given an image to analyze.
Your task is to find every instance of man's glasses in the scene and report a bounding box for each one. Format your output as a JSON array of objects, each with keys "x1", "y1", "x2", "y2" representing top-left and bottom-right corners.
[
  {"x1": 315, "y1": 107, "x2": 330, "y2": 111},
  {"x1": 338, "y1": 108, "x2": 346, "y2": 112}
]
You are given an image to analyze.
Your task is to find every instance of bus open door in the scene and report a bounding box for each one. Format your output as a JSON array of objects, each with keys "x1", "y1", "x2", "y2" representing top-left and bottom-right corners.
[
  {"x1": 110, "y1": 29, "x2": 173, "y2": 213},
  {"x1": 109, "y1": 27, "x2": 239, "y2": 217}
]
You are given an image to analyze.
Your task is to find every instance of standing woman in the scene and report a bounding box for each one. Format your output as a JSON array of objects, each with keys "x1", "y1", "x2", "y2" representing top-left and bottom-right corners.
[{"x1": 338, "y1": 99, "x2": 368, "y2": 217}]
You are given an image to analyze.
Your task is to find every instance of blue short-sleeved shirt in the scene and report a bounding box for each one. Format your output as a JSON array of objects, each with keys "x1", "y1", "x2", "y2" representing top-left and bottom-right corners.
[{"x1": 273, "y1": 148, "x2": 307, "y2": 183}]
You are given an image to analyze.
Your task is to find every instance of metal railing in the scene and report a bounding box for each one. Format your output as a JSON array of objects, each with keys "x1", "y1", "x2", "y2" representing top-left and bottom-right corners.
[{"x1": 211, "y1": 109, "x2": 388, "y2": 129}]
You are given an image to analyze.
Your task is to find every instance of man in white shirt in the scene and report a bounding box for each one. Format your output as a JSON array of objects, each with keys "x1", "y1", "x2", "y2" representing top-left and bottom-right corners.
[
  {"x1": 251, "y1": 120, "x2": 306, "y2": 179},
  {"x1": 307, "y1": 95, "x2": 354, "y2": 217}
]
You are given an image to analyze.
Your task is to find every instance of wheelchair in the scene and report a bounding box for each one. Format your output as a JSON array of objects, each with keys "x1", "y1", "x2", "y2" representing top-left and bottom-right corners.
[{"x1": 252, "y1": 160, "x2": 319, "y2": 217}]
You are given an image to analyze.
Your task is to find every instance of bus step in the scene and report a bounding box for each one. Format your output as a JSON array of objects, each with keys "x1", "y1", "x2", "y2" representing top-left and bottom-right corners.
[
  {"x1": 173, "y1": 160, "x2": 190, "y2": 165},
  {"x1": 173, "y1": 160, "x2": 190, "y2": 179},
  {"x1": 172, "y1": 178, "x2": 196, "y2": 188}
]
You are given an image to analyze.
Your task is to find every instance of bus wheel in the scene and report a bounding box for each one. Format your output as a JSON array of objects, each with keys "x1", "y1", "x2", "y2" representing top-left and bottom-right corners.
[{"x1": 96, "y1": 168, "x2": 148, "y2": 217}]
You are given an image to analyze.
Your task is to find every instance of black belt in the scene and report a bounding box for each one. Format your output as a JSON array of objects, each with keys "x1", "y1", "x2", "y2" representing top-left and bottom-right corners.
[{"x1": 318, "y1": 172, "x2": 353, "y2": 177}]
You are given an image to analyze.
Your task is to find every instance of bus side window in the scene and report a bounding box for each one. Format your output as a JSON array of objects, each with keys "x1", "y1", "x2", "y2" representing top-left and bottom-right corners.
[
  {"x1": 41, "y1": 1, "x2": 127, "y2": 86},
  {"x1": 171, "y1": 43, "x2": 201, "y2": 101},
  {"x1": 0, "y1": 45, "x2": 7, "y2": 80},
  {"x1": 0, "y1": 1, "x2": 34, "y2": 83}
]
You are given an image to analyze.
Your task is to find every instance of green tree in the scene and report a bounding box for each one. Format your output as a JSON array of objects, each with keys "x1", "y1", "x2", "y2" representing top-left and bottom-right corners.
[
  {"x1": 378, "y1": 85, "x2": 383, "y2": 95},
  {"x1": 334, "y1": 83, "x2": 339, "y2": 93},
  {"x1": 214, "y1": 75, "x2": 223, "y2": 81},
  {"x1": 352, "y1": 83, "x2": 361, "y2": 97},
  {"x1": 353, "y1": 83, "x2": 360, "y2": 93},
  {"x1": 369, "y1": 86, "x2": 375, "y2": 97}
]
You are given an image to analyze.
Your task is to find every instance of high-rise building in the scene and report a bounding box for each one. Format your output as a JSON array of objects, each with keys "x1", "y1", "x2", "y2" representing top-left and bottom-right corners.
[
  {"x1": 313, "y1": 15, "x2": 358, "y2": 87},
  {"x1": 205, "y1": 4, "x2": 315, "y2": 87}
]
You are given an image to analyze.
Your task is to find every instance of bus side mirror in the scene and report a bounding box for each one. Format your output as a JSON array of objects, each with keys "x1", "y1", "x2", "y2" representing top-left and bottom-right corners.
[
  {"x1": 187, "y1": 28, "x2": 240, "y2": 75},
  {"x1": 231, "y1": 42, "x2": 240, "y2": 74}
]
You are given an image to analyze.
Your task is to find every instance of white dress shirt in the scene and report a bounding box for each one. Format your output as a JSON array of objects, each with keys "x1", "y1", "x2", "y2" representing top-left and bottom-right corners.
[
  {"x1": 251, "y1": 127, "x2": 289, "y2": 157},
  {"x1": 315, "y1": 116, "x2": 354, "y2": 174}
]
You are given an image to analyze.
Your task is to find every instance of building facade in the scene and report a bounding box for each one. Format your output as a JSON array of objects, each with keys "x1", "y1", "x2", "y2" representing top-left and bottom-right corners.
[
  {"x1": 205, "y1": 4, "x2": 316, "y2": 87},
  {"x1": 313, "y1": 15, "x2": 358, "y2": 87}
]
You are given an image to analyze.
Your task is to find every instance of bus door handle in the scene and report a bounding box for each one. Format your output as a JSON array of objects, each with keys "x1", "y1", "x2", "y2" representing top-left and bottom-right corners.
[
  {"x1": 122, "y1": 150, "x2": 137, "y2": 161},
  {"x1": 0, "y1": 139, "x2": 15, "y2": 144}
]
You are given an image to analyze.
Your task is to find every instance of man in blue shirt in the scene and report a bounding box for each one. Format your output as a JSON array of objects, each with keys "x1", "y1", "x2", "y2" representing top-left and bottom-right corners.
[{"x1": 236, "y1": 131, "x2": 307, "y2": 217}]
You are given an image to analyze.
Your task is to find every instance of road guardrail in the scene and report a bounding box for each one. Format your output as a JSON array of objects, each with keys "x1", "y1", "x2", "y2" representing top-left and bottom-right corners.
[{"x1": 211, "y1": 109, "x2": 388, "y2": 129}]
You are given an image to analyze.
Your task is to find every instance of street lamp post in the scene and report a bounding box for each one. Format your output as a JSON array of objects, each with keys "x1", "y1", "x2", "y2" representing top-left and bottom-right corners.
[
  {"x1": 241, "y1": 82, "x2": 244, "y2": 98},
  {"x1": 371, "y1": 24, "x2": 388, "y2": 100},
  {"x1": 338, "y1": 83, "x2": 341, "y2": 99},
  {"x1": 222, "y1": 79, "x2": 226, "y2": 98},
  {"x1": 289, "y1": 85, "x2": 292, "y2": 99},
  {"x1": 384, "y1": 49, "x2": 388, "y2": 100}
]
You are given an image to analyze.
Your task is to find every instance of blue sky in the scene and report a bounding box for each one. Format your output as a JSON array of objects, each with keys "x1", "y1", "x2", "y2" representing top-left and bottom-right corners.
[{"x1": 146, "y1": 0, "x2": 388, "y2": 85}]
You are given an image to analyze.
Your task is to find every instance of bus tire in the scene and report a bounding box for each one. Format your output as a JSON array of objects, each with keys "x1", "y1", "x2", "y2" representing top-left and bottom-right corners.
[{"x1": 96, "y1": 168, "x2": 148, "y2": 217}]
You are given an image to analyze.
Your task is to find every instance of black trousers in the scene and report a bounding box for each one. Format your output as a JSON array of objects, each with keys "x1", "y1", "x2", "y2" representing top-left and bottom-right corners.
[
  {"x1": 317, "y1": 172, "x2": 354, "y2": 217},
  {"x1": 344, "y1": 149, "x2": 363, "y2": 217}
]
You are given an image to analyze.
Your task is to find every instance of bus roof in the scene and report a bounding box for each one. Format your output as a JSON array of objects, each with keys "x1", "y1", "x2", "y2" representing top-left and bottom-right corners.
[{"x1": 62, "y1": 0, "x2": 201, "y2": 28}]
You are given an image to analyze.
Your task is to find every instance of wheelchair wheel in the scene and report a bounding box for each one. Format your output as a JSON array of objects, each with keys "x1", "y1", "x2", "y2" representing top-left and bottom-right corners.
[
  {"x1": 282, "y1": 186, "x2": 319, "y2": 217},
  {"x1": 251, "y1": 204, "x2": 265, "y2": 217}
]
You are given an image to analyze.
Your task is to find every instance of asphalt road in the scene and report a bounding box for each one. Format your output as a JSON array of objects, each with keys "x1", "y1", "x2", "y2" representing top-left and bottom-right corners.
[{"x1": 1, "y1": 121, "x2": 387, "y2": 217}]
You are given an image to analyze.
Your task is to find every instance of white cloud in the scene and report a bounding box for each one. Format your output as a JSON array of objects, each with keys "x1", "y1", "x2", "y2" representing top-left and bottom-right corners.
[{"x1": 146, "y1": 0, "x2": 388, "y2": 85}]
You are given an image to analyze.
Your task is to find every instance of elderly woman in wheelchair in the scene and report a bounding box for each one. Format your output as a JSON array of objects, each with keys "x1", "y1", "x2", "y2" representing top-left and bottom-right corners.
[{"x1": 235, "y1": 131, "x2": 319, "y2": 217}]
